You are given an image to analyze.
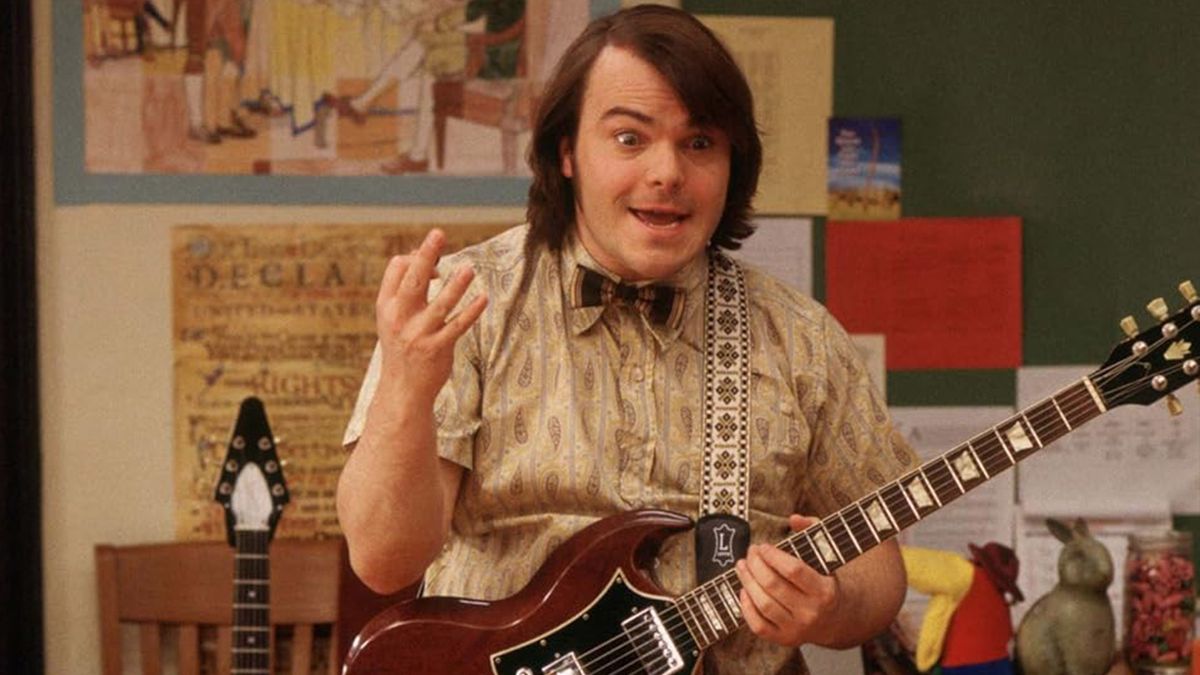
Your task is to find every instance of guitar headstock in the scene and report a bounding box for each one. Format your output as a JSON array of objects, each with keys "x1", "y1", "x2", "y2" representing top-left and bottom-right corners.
[
  {"x1": 213, "y1": 397, "x2": 289, "y2": 546},
  {"x1": 1093, "y1": 282, "x2": 1200, "y2": 410}
]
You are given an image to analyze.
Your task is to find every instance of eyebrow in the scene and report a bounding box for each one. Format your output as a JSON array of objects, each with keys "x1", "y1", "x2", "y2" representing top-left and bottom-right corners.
[
  {"x1": 598, "y1": 105, "x2": 705, "y2": 129},
  {"x1": 599, "y1": 106, "x2": 655, "y2": 124}
]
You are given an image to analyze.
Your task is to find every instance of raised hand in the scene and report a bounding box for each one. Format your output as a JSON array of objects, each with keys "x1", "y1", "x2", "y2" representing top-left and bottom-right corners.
[{"x1": 374, "y1": 228, "x2": 488, "y2": 407}]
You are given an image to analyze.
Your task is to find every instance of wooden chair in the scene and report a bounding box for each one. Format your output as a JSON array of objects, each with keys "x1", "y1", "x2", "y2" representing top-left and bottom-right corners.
[
  {"x1": 432, "y1": 0, "x2": 553, "y2": 173},
  {"x1": 96, "y1": 537, "x2": 408, "y2": 675}
]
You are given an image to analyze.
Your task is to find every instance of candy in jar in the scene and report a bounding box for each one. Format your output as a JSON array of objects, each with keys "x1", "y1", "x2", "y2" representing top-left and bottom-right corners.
[{"x1": 1124, "y1": 530, "x2": 1195, "y2": 671}]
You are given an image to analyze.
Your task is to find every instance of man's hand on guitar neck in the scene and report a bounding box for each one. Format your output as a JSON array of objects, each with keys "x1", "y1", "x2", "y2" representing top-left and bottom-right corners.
[{"x1": 735, "y1": 514, "x2": 907, "y2": 649}]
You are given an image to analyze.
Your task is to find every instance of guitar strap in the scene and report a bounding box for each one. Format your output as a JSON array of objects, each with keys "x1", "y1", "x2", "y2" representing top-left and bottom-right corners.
[{"x1": 695, "y1": 251, "x2": 752, "y2": 585}]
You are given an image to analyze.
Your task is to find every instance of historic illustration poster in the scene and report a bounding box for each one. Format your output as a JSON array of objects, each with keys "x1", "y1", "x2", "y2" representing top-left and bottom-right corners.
[
  {"x1": 83, "y1": 0, "x2": 588, "y2": 176},
  {"x1": 171, "y1": 222, "x2": 509, "y2": 540}
]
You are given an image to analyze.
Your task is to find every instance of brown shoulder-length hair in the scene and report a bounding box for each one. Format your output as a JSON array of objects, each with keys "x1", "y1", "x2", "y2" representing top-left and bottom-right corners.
[{"x1": 525, "y1": 4, "x2": 762, "y2": 254}]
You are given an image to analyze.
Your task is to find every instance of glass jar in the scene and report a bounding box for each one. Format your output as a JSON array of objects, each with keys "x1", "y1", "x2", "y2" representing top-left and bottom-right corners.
[{"x1": 1125, "y1": 530, "x2": 1196, "y2": 674}]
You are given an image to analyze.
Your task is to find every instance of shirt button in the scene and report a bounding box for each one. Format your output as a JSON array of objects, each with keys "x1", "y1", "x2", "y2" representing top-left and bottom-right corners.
[{"x1": 631, "y1": 367, "x2": 644, "y2": 383}]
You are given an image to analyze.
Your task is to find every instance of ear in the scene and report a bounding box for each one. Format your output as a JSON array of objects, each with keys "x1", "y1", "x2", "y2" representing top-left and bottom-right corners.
[
  {"x1": 1046, "y1": 518, "x2": 1074, "y2": 543},
  {"x1": 1073, "y1": 518, "x2": 1091, "y2": 538},
  {"x1": 559, "y1": 137, "x2": 574, "y2": 178}
]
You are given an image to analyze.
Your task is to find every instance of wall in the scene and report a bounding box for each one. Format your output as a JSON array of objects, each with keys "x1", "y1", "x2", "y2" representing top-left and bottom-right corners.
[{"x1": 37, "y1": 0, "x2": 1200, "y2": 673}]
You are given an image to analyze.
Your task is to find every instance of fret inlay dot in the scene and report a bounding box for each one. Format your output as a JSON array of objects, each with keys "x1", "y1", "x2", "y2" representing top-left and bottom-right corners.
[
  {"x1": 906, "y1": 477, "x2": 933, "y2": 509},
  {"x1": 1005, "y1": 423, "x2": 1034, "y2": 452},
  {"x1": 865, "y1": 499, "x2": 892, "y2": 533},
  {"x1": 952, "y1": 451, "x2": 980, "y2": 481},
  {"x1": 812, "y1": 530, "x2": 838, "y2": 563}
]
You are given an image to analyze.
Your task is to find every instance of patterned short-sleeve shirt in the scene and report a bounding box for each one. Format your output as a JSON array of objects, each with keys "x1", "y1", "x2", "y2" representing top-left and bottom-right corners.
[{"x1": 344, "y1": 225, "x2": 918, "y2": 673}]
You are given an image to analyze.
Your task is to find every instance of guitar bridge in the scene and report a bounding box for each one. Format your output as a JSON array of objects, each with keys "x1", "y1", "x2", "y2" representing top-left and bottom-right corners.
[
  {"x1": 621, "y1": 607, "x2": 684, "y2": 675},
  {"x1": 538, "y1": 653, "x2": 584, "y2": 675}
]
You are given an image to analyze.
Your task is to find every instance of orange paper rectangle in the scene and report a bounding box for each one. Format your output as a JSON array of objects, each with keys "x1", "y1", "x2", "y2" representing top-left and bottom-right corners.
[{"x1": 825, "y1": 217, "x2": 1022, "y2": 370}]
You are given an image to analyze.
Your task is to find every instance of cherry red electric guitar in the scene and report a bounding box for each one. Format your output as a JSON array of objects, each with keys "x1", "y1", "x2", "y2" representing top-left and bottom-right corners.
[{"x1": 344, "y1": 284, "x2": 1200, "y2": 675}]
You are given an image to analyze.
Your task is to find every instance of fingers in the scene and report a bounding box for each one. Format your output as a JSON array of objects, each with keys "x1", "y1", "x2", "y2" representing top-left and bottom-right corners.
[
  {"x1": 413, "y1": 263, "x2": 487, "y2": 337},
  {"x1": 392, "y1": 229, "x2": 445, "y2": 314},
  {"x1": 736, "y1": 537, "x2": 838, "y2": 646}
]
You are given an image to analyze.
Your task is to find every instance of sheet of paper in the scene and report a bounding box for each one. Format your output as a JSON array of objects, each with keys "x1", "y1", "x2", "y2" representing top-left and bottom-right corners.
[
  {"x1": 1016, "y1": 366, "x2": 1200, "y2": 513},
  {"x1": 851, "y1": 334, "x2": 886, "y2": 399},
  {"x1": 828, "y1": 117, "x2": 902, "y2": 220},
  {"x1": 732, "y1": 217, "x2": 813, "y2": 296},
  {"x1": 825, "y1": 217, "x2": 1022, "y2": 370},
  {"x1": 890, "y1": 406, "x2": 1017, "y2": 620},
  {"x1": 1012, "y1": 507, "x2": 1171, "y2": 635},
  {"x1": 700, "y1": 16, "x2": 833, "y2": 215}
]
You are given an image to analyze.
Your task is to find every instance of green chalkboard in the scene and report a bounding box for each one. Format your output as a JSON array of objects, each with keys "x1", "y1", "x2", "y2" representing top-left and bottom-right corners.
[{"x1": 688, "y1": 0, "x2": 1200, "y2": 405}]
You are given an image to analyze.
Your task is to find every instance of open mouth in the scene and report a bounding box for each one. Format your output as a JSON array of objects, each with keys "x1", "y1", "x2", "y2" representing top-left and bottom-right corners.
[{"x1": 630, "y1": 208, "x2": 688, "y2": 228}]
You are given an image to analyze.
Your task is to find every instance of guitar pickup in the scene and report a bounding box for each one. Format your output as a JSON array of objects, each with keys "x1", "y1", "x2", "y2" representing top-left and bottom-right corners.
[{"x1": 621, "y1": 607, "x2": 684, "y2": 675}]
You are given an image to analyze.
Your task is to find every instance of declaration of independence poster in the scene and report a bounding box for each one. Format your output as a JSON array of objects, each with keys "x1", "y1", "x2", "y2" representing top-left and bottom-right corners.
[{"x1": 172, "y1": 222, "x2": 508, "y2": 540}]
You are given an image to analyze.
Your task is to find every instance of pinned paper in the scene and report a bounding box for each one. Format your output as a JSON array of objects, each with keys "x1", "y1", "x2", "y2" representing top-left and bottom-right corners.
[{"x1": 826, "y1": 217, "x2": 1022, "y2": 370}]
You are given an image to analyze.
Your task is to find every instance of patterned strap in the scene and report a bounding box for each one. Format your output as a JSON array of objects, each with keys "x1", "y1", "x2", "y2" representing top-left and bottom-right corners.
[{"x1": 701, "y1": 252, "x2": 750, "y2": 519}]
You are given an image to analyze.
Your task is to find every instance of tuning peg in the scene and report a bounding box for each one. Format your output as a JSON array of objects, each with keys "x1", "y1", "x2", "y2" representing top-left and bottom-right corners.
[
  {"x1": 1180, "y1": 280, "x2": 1198, "y2": 304},
  {"x1": 1120, "y1": 316, "x2": 1140, "y2": 338},
  {"x1": 1147, "y1": 297, "x2": 1170, "y2": 321},
  {"x1": 1165, "y1": 393, "x2": 1184, "y2": 417}
]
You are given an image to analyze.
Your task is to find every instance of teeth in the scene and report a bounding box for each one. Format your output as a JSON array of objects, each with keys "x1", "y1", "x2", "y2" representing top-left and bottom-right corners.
[{"x1": 634, "y1": 209, "x2": 682, "y2": 226}]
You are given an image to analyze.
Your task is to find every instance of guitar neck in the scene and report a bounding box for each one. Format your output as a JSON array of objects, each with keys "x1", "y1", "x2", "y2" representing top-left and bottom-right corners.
[
  {"x1": 671, "y1": 376, "x2": 1108, "y2": 651},
  {"x1": 233, "y1": 527, "x2": 272, "y2": 673}
]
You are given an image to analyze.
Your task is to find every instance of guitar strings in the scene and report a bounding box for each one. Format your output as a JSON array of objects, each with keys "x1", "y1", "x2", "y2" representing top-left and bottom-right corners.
[
  {"x1": 576, "y1": 382, "x2": 1118, "y2": 673},
  {"x1": 528, "y1": 314, "x2": 1200, "y2": 673},
  {"x1": 233, "y1": 528, "x2": 271, "y2": 671}
]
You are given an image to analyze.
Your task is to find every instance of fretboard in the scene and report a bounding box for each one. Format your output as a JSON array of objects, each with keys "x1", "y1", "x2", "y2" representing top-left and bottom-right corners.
[
  {"x1": 666, "y1": 376, "x2": 1108, "y2": 651},
  {"x1": 233, "y1": 527, "x2": 271, "y2": 675}
]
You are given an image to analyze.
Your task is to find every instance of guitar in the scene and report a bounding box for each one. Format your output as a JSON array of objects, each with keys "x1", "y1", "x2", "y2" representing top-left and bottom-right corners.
[
  {"x1": 344, "y1": 284, "x2": 1200, "y2": 675},
  {"x1": 213, "y1": 397, "x2": 290, "y2": 675}
]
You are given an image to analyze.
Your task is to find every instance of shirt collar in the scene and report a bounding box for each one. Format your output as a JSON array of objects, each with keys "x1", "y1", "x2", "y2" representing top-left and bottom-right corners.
[{"x1": 559, "y1": 232, "x2": 708, "y2": 346}]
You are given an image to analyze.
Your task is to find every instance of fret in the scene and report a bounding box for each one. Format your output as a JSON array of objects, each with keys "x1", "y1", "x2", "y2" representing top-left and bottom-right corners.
[
  {"x1": 1031, "y1": 398, "x2": 1071, "y2": 445},
  {"x1": 1063, "y1": 381, "x2": 1105, "y2": 427},
  {"x1": 677, "y1": 595, "x2": 709, "y2": 647},
  {"x1": 992, "y1": 428, "x2": 1017, "y2": 464},
  {"x1": 1051, "y1": 397, "x2": 1073, "y2": 431},
  {"x1": 841, "y1": 505, "x2": 875, "y2": 550},
  {"x1": 1081, "y1": 377, "x2": 1108, "y2": 413},
  {"x1": 233, "y1": 608, "x2": 269, "y2": 625},
  {"x1": 792, "y1": 532, "x2": 829, "y2": 574},
  {"x1": 714, "y1": 577, "x2": 743, "y2": 624},
  {"x1": 853, "y1": 502, "x2": 881, "y2": 543},
  {"x1": 940, "y1": 455, "x2": 966, "y2": 494},
  {"x1": 837, "y1": 513, "x2": 862, "y2": 554},
  {"x1": 1018, "y1": 412, "x2": 1044, "y2": 449},
  {"x1": 697, "y1": 590, "x2": 727, "y2": 637},
  {"x1": 901, "y1": 470, "x2": 938, "y2": 518},
  {"x1": 880, "y1": 483, "x2": 919, "y2": 529},
  {"x1": 700, "y1": 581, "x2": 735, "y2": 631},
  {"x1": 824, "y1": 515, "x2": 858, "y2": 561},
  {"x1": 963, "y1": 442, "x2": 992, "y2": 479},
  {"x1": 923, "y1": 458, "x2": 961, "y2": 505},
  {"x1": 811, "y1": 524, "x2": 845, "y2": 568},
  {"x1": 861, "y1": 493, "x2": 898, "y2": 537},
  {"x1": 974, "y1": 432, "x2": 1013, "y2": 477},
  {"x1": 233, "y1": 627, "x2": 269, "y2": 649}
]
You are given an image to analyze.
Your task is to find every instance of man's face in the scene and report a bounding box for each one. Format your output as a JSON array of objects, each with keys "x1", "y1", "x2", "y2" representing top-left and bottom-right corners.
[{"x1": 561, "y1": 46, "x2": 731, "y2": 282}]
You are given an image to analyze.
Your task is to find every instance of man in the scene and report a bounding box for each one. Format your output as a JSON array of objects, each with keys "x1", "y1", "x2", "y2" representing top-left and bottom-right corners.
[{"x1": 338, "y1": 6, "x2": 918, "y2": 672}]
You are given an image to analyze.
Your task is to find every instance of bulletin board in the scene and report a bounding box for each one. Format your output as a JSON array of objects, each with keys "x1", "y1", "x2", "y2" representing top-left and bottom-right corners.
[{"x1": 688, "y1": 0, "x2": 1200, "y2": 407}]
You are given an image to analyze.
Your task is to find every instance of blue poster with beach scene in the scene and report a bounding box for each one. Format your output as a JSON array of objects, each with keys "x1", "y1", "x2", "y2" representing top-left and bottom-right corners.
[{"x1": 828, "y1": 117, "x2": 901, "y2": 220}]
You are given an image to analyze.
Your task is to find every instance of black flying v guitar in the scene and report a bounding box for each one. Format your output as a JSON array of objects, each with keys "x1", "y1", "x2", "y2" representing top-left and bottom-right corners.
[
  {"x1": 214, "y1": 397, "x2": 290, "y2": 675},
  {"x1": 344, "y1": 283, "x2": 1200, "y2": 675}
]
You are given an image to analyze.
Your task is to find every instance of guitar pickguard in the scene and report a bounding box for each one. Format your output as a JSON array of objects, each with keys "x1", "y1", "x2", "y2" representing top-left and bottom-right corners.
[{"x1": 490, "y1": 569, "x2": 694, "y2": 675}]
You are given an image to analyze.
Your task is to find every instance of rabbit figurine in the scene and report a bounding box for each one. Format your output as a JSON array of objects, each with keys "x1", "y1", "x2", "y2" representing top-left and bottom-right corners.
[{"x1": 1015, "y1": 518, "x2": 1116, "y2": 675}]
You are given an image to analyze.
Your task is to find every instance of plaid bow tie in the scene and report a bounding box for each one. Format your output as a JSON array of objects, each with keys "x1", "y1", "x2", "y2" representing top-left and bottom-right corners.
[{"x1": 570, "y1": 266, "x2": 685, "y2": 329}]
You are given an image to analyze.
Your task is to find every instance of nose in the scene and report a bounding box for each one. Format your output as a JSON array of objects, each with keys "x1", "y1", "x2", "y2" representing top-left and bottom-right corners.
[{"x1": 645, "y1": 143, "x2": 684, "y2": 193}]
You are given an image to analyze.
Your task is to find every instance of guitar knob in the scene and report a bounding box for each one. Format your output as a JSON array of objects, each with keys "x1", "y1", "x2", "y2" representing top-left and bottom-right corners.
[
  {"x1": 1165, "y1": 393, "x2": 1184, "y2": 417},
  {"x1": 1181, "y1": 280, "x2": 1198, "y2": 303},
  {"x1": 1147, "y1": 297, "x2": 1169, "y2": 321},
  {"x1": 1120, "y1": 316, "x2": 1139, "y2": 338}
]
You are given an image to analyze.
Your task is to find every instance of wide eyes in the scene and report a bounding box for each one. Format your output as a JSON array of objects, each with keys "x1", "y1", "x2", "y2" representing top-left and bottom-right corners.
[
  {"x1": 613, "y1": 131, "x2": 716, "y2": 151},
  {"x1": 615, "y1": 131, "x2": 640, "y2": 147}
]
